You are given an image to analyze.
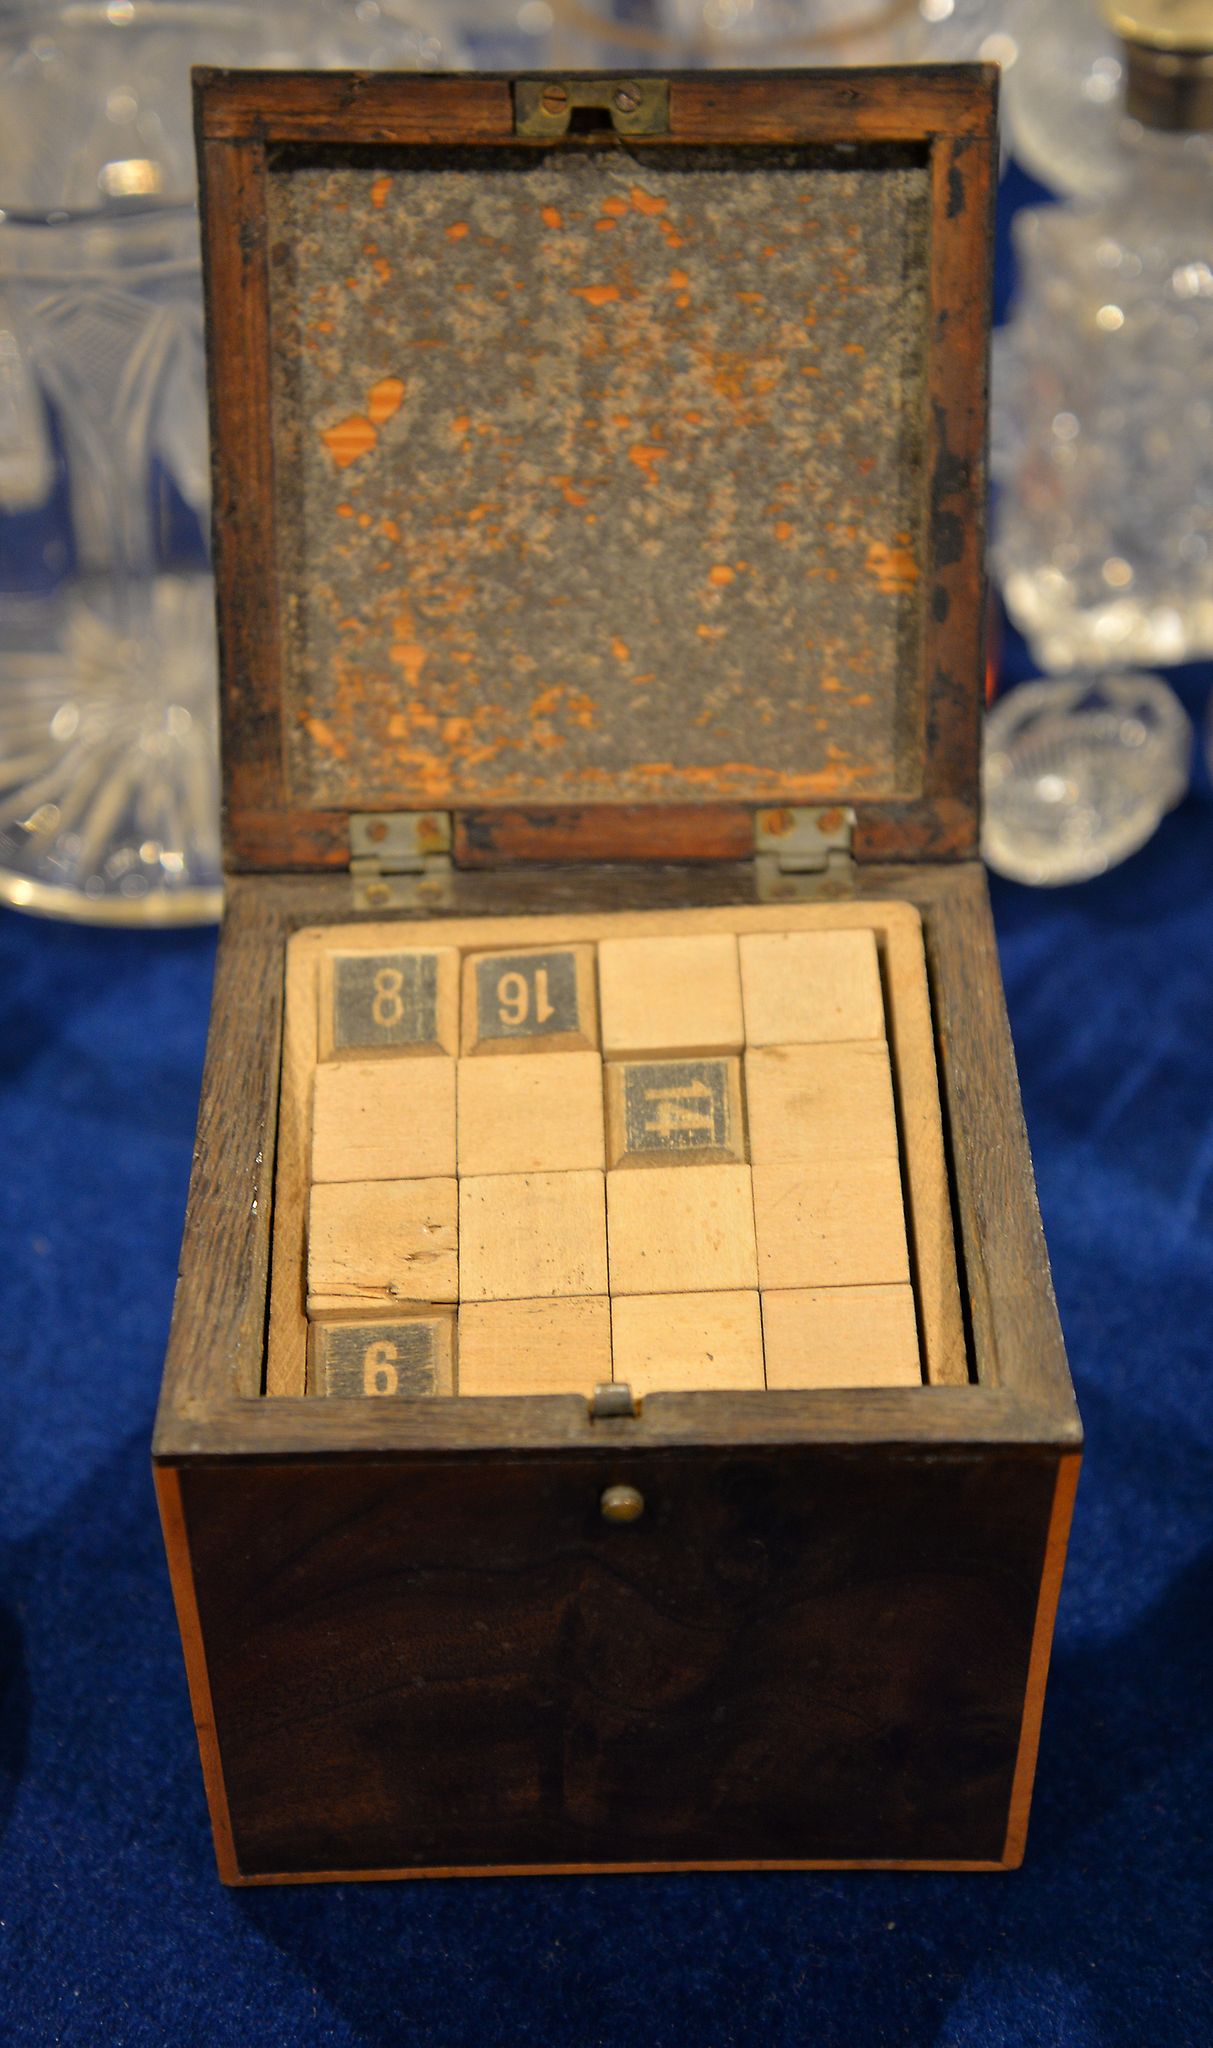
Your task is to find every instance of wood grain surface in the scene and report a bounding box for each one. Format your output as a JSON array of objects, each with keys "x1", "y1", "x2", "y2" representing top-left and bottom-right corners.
[{"x1": 176, "y1": 1439, "x2": 1059, "y2": 1878}]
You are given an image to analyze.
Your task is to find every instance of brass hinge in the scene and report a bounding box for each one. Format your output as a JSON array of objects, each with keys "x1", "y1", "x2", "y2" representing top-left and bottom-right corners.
[
  {"x1": 514, "y1": 76, "x2": 670, "y2": 139},
  {"x1": 754, "y1": 805, "x2": 856, "y2": 900},
  {"x1": 349, "y1": 811, "x2": 453, "y2": 911}
]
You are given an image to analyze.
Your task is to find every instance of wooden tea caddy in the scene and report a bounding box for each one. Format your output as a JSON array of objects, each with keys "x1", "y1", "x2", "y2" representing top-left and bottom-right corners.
[{"x1": 155, "y1": 65, "x2": 1081, "y2": 1883}]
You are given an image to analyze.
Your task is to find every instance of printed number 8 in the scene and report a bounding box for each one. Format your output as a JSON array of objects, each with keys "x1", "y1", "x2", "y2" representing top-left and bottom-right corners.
[{"x1": 373, "y1": 966, "x2": 404, "y2": 1028}]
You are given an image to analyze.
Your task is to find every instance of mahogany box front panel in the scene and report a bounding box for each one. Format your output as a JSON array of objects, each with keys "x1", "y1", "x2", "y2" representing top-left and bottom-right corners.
[{"x1": 172, "y1": 1442, "x2": 1064, "y2": 1880}]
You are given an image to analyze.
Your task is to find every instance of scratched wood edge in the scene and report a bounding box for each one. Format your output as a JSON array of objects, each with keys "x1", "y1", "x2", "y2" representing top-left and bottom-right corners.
[
  {"x1": 925, "y1": 867, "x2": 1075, "y2": 1416},
  {"x1": 153, "y1": 1467, "x2": 241, "y2": 1884},
  {"x1": 1000, "y1": 1449, "x2": 1082, "y2": 1867},
  {"x1": 154, "y1": 885, "x2": 281, "y2": 1446},
  {"x1": 196, "y1": 66, "x2": 994, "y2": 868},
  {"x1": 265, "y1": 927, "x2": 320, "y2": 1395},
  {"x1": 877, "y1": 902, "x2": 967, "y2": 1385},
  {"x1": 264, "y1": 896, "x2": 962, "y2": 1399},
  {"x1": 195, "y1": 123, "x2": 287, "y2": 848},
  {"x1": 915, "y1": 120, "x2": 995, "y2": 840},
  {"x1": 194, "y1": 64, "x2": 1000, "y2": 147}
]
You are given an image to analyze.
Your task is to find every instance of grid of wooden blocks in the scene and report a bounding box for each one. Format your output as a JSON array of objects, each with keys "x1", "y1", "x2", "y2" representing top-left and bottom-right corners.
[{"x1": 304, "y1": 928, "x2": 922, "y2": 1399}]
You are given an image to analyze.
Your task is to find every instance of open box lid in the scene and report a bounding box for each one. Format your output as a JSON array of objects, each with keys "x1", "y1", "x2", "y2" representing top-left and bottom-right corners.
[{"x1": 196, "y1": 68, "x2": 996, "y2": 874}]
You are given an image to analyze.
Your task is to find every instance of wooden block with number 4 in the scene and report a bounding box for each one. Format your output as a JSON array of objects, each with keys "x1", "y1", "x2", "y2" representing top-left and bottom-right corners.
[{"x1": 462, "y1": 944, "x2": 598, "y2": 1055}]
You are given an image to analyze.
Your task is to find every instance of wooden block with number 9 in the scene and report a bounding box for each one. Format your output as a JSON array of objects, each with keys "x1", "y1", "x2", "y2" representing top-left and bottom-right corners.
[
  {"x1": 461, "y1": 943, "x2": 598, "y2": 1055},
  {"x1": 309, "y1": 1313, "x2": 456, "y2": 1398}
]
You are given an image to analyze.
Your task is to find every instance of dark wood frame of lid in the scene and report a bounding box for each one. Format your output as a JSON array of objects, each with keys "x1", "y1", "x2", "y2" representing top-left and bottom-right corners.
[{"x1": 196, "y1": 68, "x2": 998, "y2": 873}]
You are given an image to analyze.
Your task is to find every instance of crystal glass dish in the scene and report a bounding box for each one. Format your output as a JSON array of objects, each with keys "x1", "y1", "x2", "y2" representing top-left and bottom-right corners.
[
  {"x1": 982, "y1": 670, "x2": 1192, "y2": 885},
  {"x1": 0, "y1": 0, "x2": 463, "y2": 925}
]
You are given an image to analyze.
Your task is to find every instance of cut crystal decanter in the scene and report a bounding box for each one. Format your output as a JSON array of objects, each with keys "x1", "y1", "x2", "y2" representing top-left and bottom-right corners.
[{"x1": 993, "y1": 0, "x2": 1213, "y2": 674}]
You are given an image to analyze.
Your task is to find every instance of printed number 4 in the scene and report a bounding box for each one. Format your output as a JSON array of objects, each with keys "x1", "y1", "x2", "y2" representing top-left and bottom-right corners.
[{"x1": 497, "y1": 967, "x2": 554, "y2": 1028}]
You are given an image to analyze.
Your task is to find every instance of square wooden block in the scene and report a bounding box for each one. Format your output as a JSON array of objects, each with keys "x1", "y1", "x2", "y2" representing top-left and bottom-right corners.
[
  {"x1": 312, "y1": 1058, "x2": 456, "y2": 1183},
  {"x1": 309, "y1": 1312, "x2": 456, "y2": 1398},
  {"x1": 607, "y1": 1164, "x2": 757, "y2": 1295},
  {"x1": 457, "y1": 1051, "x2": 604, "y2": 1176},
  {"x1": 745, "y1": 1042, "x2": 900, "y2": 1167},
  {"x1": 307, "y1": 1177, "x2": 458, "y2": 1312},
  {"x1": 739, "y1": 929, "x2": 885, "y2": 1047},
  {"x1": 459, "y1": 1170, "x2": 607, "y2": 1302},
  {"x1": 461, "y1": 944, "x2": 597, "y2": 1056},
  {"x1": 458, "y1": 1297, "x2": 612, "y2": 1397},
  {"x1": 752, "y1": 1157, "x2": 909, "y2": 1290},
  {"x1": 611, "y1": 1291, "x2": 764, "y2": 1395},
  {"x1": 598, "y1": 933, "x2": 743, "y2": 1057},
  {"x1": 319, "y1": 947, "x2": 458, "y2": 1060},
  {"x1": 761, "y1": 1284, "x2": 922, "y2": 1389},
  {"x1": 605, "y1": 1056, "x2": 745, "y2": 1169}
]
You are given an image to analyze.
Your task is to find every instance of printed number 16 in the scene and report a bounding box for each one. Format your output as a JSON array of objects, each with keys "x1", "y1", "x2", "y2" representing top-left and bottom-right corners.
[{"x1": 497, "y1": 967, "x2": 554, "y2": 1028}]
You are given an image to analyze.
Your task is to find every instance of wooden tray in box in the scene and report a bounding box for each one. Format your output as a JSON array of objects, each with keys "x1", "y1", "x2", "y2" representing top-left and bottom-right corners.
[{"x1": 154, "y1": 65, "x2": 1080, "y2": 1884}]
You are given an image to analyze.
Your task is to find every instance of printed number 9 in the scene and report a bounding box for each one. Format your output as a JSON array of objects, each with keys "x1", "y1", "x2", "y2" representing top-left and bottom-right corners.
[
  {"x1": 373, "y1": 966, "x2": 404, "y2": 1029},
  {"x1": 363, "y1": 1339, "x2": 399, "y2": 1396}
]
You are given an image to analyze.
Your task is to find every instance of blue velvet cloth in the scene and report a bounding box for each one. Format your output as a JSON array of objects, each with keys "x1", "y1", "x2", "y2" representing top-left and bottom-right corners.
[{"x1": 2, "y1": 159, "x2": 1212, "y2": 2047}]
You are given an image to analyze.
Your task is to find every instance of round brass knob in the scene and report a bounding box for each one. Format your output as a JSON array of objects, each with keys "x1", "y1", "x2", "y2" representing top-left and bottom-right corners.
[{"x1": 600, "y1": 1484, "x2": 645, "y2": 1524}]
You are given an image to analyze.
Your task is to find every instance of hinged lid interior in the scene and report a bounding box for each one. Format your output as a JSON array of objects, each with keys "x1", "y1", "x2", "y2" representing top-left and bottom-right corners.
[{"x1": 197, "y1": 71, "x2": 997, "y2": 869}]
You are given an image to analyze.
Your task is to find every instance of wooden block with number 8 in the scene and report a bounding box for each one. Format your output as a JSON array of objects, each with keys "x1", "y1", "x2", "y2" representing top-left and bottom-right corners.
[
  {"x1": 309, "y1": 1313, "x2": 456, "y2": 1398},
  {"x1": 462, "y1": 944, "x2": 598, "y2": 1056},
  {"x1": 319, "y1": 947, "x2": 458, "y2": 1059}
]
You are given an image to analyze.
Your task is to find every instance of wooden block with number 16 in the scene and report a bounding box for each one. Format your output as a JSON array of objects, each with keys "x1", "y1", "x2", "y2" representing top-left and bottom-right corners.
[{"x1": 462, "y1": 944, "x2": 598, "y2": 1056}]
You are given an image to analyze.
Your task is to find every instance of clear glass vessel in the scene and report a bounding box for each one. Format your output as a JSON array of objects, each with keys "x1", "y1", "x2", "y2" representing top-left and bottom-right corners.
[
  {"x1": 0, "y1": 205, "x2": 220, "y2": 921},
  {"x1": 993, "y1": 9, "x2": 1213, "y2": 673},
  {"x1": 0, "y1": 0, "x2": 462, "y2": 924},
  {"x1": 1001, "y1": 0, "x2": 1128, "y2": 200},
  {"x1": 982, "y1": 669, "x2": 1191, "y2": 884}
]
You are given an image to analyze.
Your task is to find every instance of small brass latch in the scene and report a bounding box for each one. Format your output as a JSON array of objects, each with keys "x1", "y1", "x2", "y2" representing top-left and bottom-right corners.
[
  {"x1": 590, "y1": 1381, "x2": 638, "y2": 1419},
  {"x1": 514, "y1": 76, "x2": 670, "y2": 139}
]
